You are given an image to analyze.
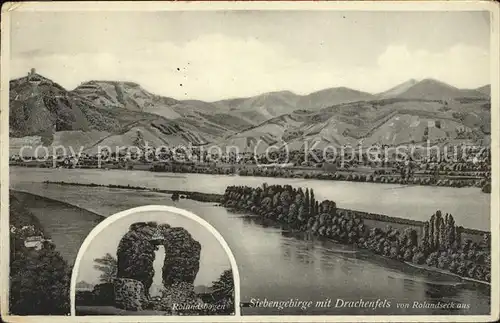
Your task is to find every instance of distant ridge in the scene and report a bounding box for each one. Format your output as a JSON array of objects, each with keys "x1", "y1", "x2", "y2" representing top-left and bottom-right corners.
[
  {"x1": 297, "y1": 87, "x2": 375, "y2": 111},
  {"x1": 9, "y1": 70, "x2": 491, "y2": 155},
  {"x1": 219, "y1": 77, "x2": 491, "y2": 153},
  {"x1": 394, "y1": 78, "x2": 488, "y2": 101},
  {"x1": 377, "y1": 79, "x2": 419, "y2": 98},
  {"x1": 476, "y1": 85, "x2": 490, "y2": 96}
]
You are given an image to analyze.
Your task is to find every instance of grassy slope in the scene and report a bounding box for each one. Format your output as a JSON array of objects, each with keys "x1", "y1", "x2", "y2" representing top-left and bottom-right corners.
[{"x1": 221, "y1": 97, "x2": 490, "y2": 152}]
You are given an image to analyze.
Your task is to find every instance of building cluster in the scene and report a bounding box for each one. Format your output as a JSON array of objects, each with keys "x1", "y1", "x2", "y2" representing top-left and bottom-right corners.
[{"x1": 10, "y1": 224, "x2": 52, "y2": 251}]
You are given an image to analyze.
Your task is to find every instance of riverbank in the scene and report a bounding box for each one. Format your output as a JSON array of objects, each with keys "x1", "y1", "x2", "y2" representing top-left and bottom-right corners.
[
  {"x1": 222, "y1": 184, "x2": 491, "y2": 284},
  {"x1": 404, "y1": 262, "x2": 491, "y2": 286},
  {"x1": 10, "y1": 166, "x2": 491, "y2": 231},
  {"x1": 41, "y1": 180, "x2": 223, "y2": 203},
  {"x1": 9, "y1": 192, "x2": 76, "y2": 315},
  {"x1": 10, "y1": 161, "x2": 491, "y2": 191},
  {"x1": 238, "y1": 216, "x2": 483, "y2": 287},
  {"x1": 10, "y1": 190, "x2": 104, "y2": 265},
  {"x1": 40, "y1": 180, "x2": 488, "y2": 239}
]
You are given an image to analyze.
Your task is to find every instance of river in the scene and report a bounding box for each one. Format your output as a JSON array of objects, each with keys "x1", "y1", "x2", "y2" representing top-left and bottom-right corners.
[
  {"x1": 10, "y1": 166, "x2": 490, "y2": 230},
  {"x1": 9, "y1": 167, "x2": 491, "y2": 315}
]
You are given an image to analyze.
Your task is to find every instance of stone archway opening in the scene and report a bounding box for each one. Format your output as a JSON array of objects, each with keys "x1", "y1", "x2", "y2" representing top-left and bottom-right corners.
[
  {"x1": 150, "y1": 246, "x2": 166, "y2": 297},
  {"x1": 113, "y1": 222, "x2": 202, "y2": 312}
]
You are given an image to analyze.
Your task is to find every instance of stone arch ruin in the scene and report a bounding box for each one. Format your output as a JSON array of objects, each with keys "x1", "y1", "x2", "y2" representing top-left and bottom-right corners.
[{"x1": 113, "y1": 221, "x2": 201, "y2": 311}]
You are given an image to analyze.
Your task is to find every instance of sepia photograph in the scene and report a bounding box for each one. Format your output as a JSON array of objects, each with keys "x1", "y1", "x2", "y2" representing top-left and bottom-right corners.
[
  {"x1": 1, "y1": 1, "x2": 498, "y2": 322},
  {"x1": 73, "y1": 207, "x2": 236, "y2": 316}
]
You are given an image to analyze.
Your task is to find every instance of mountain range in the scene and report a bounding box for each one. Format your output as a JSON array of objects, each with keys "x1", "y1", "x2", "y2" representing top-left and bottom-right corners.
[{"x1": 9, "y1": 70, "x2": 491, "y2": 156}]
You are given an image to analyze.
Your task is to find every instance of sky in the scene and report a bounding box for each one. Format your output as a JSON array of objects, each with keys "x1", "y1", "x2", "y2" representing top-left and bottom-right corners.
[
  {"x1": 76, "y1": 210, "x2": 232, "y2": 292},
  {"x1": 10, "y1": 10, "x2": 491, "y2": 101}
]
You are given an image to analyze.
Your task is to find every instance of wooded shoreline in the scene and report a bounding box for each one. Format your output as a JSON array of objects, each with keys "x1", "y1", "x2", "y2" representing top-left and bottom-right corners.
[
  {"x1": 222, "y1": 184, "x2": 491, "y2": 284},
  {"x1": 40, "y1": 180, "x2": 489, "y2": 236}
]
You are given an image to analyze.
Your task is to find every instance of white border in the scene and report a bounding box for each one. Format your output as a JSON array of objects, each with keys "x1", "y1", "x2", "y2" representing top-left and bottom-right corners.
[
  {"x1": 1, "y1": 1, "x2": 499, "y2": 322},
  {"x1": 69, "y1": 205, "x2": 241, "y2": 318},
  {"x1": 0, "y1": 0, "x2": 498, "y2": 12}
]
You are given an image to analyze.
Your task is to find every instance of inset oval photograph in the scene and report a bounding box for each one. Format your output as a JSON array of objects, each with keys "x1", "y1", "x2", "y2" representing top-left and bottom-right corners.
[{"x1": 70, "y1": 205, "x2": 239, "y2": 316}]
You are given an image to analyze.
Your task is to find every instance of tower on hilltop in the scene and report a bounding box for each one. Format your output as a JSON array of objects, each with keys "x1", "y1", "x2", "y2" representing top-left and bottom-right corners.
[
  {"x1": 27, "y1": 68, "x2": 36, "y2": 80},
  {"x1": 27, "y1": 68, "x2": 42, "y2": 86}
]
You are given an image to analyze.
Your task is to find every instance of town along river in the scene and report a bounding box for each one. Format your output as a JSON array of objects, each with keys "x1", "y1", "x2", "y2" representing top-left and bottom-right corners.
[{"x1": 10, "y1": 169, "x2": 491, "y2": 315}]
